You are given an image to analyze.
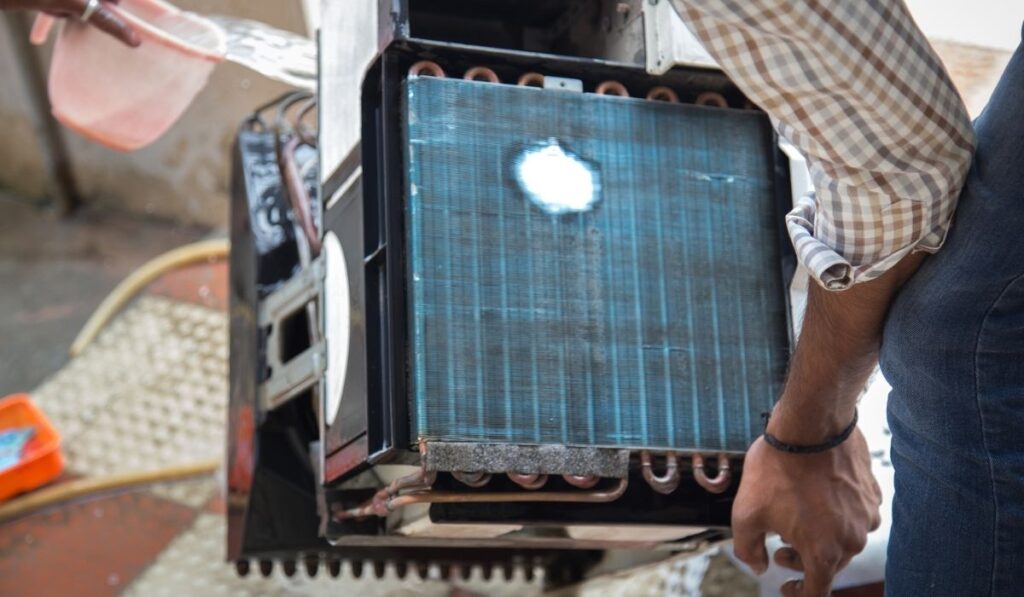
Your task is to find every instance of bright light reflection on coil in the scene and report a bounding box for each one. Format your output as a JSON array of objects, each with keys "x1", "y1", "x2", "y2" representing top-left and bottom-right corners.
[{"x1": 514, "y1": 139, "x2": 600, "y2": 215}]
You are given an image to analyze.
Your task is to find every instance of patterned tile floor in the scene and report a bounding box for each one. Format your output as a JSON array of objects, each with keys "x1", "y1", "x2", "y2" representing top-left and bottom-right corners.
[
  {"x1": 33, "y1": 295, "x2": 228, "y2": 509},
  {"x1": 0, "y1": 491, "x2": 198, "y2": 596},
  {"x1": 1, "y1": 261, "x2": 233, "y2": 597}
]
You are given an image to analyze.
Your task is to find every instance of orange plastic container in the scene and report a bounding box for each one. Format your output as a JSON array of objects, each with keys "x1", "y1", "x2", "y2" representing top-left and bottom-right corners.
[{"x1": 0, "y1": 394, "x2": 64, "y2": 502}]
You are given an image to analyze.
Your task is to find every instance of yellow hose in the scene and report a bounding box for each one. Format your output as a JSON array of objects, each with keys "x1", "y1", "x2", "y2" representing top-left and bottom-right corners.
[
  {"x1": 70, "y1": 238, "x2": 230, "y2": 357},
  {"x1": 0, "y1": 459, "x2": 221, "y2": 523}
]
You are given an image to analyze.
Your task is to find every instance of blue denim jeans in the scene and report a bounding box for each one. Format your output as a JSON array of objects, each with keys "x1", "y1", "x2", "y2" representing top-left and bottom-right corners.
[{"x1": 879, "y1": 29, "x2": 1024, "y2": 597}]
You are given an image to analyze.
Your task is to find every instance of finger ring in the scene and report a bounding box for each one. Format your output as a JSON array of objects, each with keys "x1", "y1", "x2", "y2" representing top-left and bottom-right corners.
[{"x1": 80, "y1": 0, "x2": 100, "y2": 22}]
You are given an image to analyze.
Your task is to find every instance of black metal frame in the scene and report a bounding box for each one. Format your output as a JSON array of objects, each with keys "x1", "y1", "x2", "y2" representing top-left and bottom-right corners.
[{"x1": 228, "y1": 123, "x2": 325, "y2": 559}]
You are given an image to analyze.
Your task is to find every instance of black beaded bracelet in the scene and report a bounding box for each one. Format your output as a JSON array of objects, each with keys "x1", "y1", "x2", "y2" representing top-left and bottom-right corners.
[{"x1": 761, "y1": 409, "x2": 858, "y2": 454}]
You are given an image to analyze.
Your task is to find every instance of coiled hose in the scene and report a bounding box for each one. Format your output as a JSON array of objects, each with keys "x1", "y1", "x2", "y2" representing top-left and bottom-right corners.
[{"x1": 69, "y1": 238, "x2": 229, "y2": 356}]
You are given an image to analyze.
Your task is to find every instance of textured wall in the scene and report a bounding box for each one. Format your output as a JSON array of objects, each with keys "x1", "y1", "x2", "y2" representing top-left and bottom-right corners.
[
  {"x1": 0, "y1": 1, "x2": 310, "y2": 226},
  {"x1": 0, "y1": 18, "x2": 49, "y2": 201}
]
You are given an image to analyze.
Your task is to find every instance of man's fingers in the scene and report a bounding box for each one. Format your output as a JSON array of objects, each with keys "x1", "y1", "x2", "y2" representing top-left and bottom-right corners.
[
  {"x1": 731, "y1": 526, "x2": 769, "y2": 573},
  {"x1": 780, "y1": 574, "x2": 835, "y2": 597},
  {"x1": 794, "y1": 553, "x2": 838, "y2": 597},
  {"x1": 87, "y1": 3, "x2": 140, "y2": 47},
  {"x1": 869, "y1": 510, "x2": 882, "y2": 532},
  {"x1": 780, "y1": 579, "x2": 802, "y2": 597},
  {"x1": 30, "y1": 13, "x2": 56, "y2": 45},
  {"x1": 868, "y1": 485, "x2": 883, "y2": 531},
  {"x1": 774, "y1": 546, "x2": 803, "y2": 571}
]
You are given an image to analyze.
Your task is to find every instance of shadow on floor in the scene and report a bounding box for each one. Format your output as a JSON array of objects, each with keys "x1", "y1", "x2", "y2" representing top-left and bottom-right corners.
[{"x1": 0, "y1": 193, "x2": 209, "y2": 395}]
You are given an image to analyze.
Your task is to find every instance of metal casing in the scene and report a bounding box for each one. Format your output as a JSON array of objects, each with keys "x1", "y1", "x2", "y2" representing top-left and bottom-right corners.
[{"x1": 322, "y1": 42, "x2": 795, "y2": 482}]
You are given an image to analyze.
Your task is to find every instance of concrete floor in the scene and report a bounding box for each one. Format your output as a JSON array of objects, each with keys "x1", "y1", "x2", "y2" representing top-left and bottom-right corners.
[{"x1": 0, "y1": 192, "x2": 208, "y2": 395}]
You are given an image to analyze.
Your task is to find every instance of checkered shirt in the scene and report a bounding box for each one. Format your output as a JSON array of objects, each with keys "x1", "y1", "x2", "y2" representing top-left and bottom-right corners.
[{"x1": 672, "y1": 0, "x2": 975, "y2": 289}]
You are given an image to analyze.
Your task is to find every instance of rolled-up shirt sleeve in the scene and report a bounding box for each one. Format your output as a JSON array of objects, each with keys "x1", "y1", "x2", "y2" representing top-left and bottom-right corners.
[{"x1": 670, "y1": 0, "x2": 975, "y2": 290}]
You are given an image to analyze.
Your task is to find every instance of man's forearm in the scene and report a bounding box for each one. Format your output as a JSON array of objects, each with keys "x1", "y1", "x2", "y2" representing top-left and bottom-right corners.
[{"x1": 768, "y1": 253, "x2": 926, "y2": 445}]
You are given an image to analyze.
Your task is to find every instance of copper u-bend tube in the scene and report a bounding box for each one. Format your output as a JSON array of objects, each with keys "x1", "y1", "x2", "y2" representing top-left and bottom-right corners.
[
  {"x1": 640, "y1": 451, "x2": 681, "y2": 495},
  {"x1": 646, "y1": 86, "x2": 679, "y2": 102},
  {"x1": 517, "y1": 72, "x2": 544, "y2": 87},
  {"x1": 279, "y1": 135, "x2": 321, "y2": 257},
  {"x1": 562, "y1": 474, "x2": 600, "y2": 489},
  {"x1": 695, "y1": 91, "x2": 728, "y2": 108},
  {"x1": 464, "y1": 66, "x2": 500, "y2": 83},
  {"x1": 385, "y1": 478, "x2": 629, "y2": 512},
  {"x1": 508, "y1": 472, "x2": 548, "y2": 490},
  {"x1": 409, "y1": 60, "x2": 445, "y2": 78},
  {"x1": 336, "y1": 468, "x2": 437, "y2": 519},
  {"x1": 453, "y1": 471, "x2": 492, "y2": 488},
  {"x1": 596, "y1": 80, "x2": 629, "y2": 97},
  {"x1": 693, "y1": 453, "x2": 732, "y2": 494}
]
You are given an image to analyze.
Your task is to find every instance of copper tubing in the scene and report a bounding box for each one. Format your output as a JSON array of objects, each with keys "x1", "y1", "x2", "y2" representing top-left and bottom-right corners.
[
  {"x1": 517, "y1": 72, "x2": 544, "y2": 87},
  {"x1": 279, "y1": 135, "x2": 321, "y2": 257},
  {"x1": 562, "y1": 474, "x2": 600, "y2": 489},
  {"x1": 640, "y1": 451, "x2": 681, "y2": 495},
  {"x1": 294, "y1": 98, "x2": 318, "y2": 148},
  {"x1": 336, "y1": 468, "x2": 437, "y2": 519},
  {"x1": 596, "y1": 80, "x2": 629, "y2": 97},
  {"x1": 695, "y1": 91, "x2": 729, "y2": 108},
  {"x1": 646, "y1": 86, "x2": 679, "y2": 102},
  {"x1": 382, "y1": 469, "x2": 437, "y2": 499},
  {"x1": 508, "y1": 472, "x2": 548, "y2": 490},
  {"x1": 464, "y1": 66, "x2": 500, "y2": 83},
  {"x1": 278, "y1": 138, "x2": 322, "y2": 355},
  {"x1": 385, "y1": 478, "x2": 629, "y2": 512},
  {"x1": 693, "y1": 453, "x2": 732, "y2": 494},
  {"x1": 409, "y1": 60, "x2": 445, "y2": 78},
  {"x1": 453, "y1": 471, "x2": 492, "y2": 488}
]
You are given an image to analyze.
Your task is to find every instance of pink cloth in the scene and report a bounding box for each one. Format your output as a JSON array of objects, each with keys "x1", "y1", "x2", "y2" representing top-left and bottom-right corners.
[{"x1": 44, "y1": 0, "x2": 225, "y2": 151}]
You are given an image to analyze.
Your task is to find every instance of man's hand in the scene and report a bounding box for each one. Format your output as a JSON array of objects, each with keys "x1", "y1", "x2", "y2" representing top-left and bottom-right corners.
[
  {"x1": 1, "y1": 0, "x2": 140, "y2": 47},
  {"x1": 733, "y1": 429, "x2": 882, "y2": 597},
  {"x1": 732, "y1": 253, "x2": 924, "y2": 595}
]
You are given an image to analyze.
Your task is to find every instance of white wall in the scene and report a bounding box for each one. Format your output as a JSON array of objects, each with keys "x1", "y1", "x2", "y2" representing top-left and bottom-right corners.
[
  {"x1": 0, "y1": 18, "x2": 49, "y2": 200},
  {"x1": 905, "y1": 0, "x2": 1023, "y2": 51}
]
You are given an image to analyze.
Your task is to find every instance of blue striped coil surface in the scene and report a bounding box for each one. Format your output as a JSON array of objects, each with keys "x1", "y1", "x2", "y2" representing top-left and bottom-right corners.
[{"x1": 404, "y1": 76, "x2": 787, "y2": 452}]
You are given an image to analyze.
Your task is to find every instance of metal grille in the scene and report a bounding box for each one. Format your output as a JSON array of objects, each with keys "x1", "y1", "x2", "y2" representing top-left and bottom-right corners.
[{"x1": 404, "y1": 77, "x2": 787, "y2": 452}]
